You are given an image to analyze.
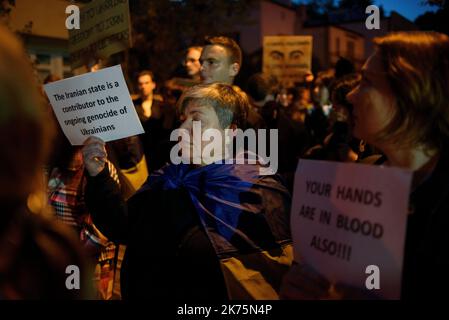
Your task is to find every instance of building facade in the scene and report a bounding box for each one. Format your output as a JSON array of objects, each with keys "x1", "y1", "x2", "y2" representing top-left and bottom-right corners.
[{"x1": 6, "y1": 0, "x2": 72, "y2": 81}]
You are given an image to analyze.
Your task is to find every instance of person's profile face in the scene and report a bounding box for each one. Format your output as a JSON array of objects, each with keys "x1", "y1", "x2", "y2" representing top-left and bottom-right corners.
[
  {"x1": 185, "y1": 48, "x2": 202, "y2": 77},
  {"x1": 200, "y1": 45, "x2": 236, "y2": 85},
  {"x1": 346, "y1": 52, "x2": 396, "y2": 145}
]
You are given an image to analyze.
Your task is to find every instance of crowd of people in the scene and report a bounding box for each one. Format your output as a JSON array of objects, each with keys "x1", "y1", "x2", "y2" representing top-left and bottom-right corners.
[{"x1": 1, "y1": 23, "x2": 448, "y2": 300}]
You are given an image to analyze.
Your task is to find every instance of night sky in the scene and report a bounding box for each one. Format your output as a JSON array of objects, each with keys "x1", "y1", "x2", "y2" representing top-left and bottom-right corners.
[
  {"x1": 377, "y1": 0, "x2": 438, "y2": 21},
  {"x1": 294, "y1": 0, "x2": 440, "y2": 22}
]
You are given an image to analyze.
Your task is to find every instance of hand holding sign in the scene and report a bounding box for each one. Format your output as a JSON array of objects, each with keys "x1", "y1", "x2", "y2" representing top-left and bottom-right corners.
[{"x1": 82, "y1": 136, "x2": 107, "y2": 177}]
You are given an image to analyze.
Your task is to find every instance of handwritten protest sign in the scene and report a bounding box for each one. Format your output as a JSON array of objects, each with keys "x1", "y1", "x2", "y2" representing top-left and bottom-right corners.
[
  {"x1": 44, "y1": 65, "x2": 144, "y2": 145},
  {"x1": 263, "y1": 36, "x2": 312, "y2": 87},
  {"x1": 68, "y1": 0, "x2": 131, "y2": 69},
  {"x1": 290, "y1": 160, "x2": 412, "y2": 299}
]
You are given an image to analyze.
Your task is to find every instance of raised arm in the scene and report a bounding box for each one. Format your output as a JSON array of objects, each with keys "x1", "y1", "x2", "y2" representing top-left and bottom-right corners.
[{"x1": 83, "y1": 136, "x2": 129, "y2": 243}]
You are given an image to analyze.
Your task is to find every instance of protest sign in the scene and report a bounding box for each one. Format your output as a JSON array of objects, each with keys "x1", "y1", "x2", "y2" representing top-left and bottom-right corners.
[
  {"x1": 68, "y1": 0, "x2": 131, "y2": 69},
  {"x1": 263, "y1": 35, "x2": 312, "y2": 87},
  {"x1": 290, "y1": 160, "x2": 412, "y2": 299},
  {"x1": 44, "y1": 65, "x2": 144, "y2": 145}
]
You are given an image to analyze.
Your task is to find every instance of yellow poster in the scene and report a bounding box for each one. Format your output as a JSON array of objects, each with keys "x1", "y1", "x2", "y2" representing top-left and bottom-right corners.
[
  {"x1": 263, "y1": 36, "x2": 313, "y2": 87},
  {"x1": 68, "y1": 0, "x2": 131, "y2": 69}
]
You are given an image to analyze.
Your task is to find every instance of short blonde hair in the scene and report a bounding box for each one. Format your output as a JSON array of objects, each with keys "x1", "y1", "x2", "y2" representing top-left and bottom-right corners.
[
  {"x1": 373, "y1": 31, "x2": 449, "y2": 149},
  {"x1": 177, "y1": 83, "x2": 249, "y2": 129},
  {"x1": 0, "y1": 26, "x2": 53, "y2": 201}
]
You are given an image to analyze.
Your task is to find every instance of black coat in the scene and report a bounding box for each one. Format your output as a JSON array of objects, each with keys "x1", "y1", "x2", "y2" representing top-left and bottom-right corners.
[
  {"x1": 85, "y1": 167, "x2": 227, "y2": 300},
  {"x1": 401, "y1": 146, "x2": 449, "y2": 299}
]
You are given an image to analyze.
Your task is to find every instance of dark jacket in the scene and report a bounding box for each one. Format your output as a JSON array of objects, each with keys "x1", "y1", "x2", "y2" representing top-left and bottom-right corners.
[
  {"x1": 85, "y1": 167, "x2": 226, "y2": 300},
  {"x1": 85, "y1": 162, "x2": 292, "y2": 300},
  {"x1": 401, "y1": 145, "x2": 449, "y2": 299},
  {"x1": 0, "y1": 205, "x2": 92, "y2": 299}
]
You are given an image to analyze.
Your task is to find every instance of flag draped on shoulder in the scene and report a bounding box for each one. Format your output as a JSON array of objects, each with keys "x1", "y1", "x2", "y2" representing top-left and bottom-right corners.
[{"x1": 139, "y1": 156, "x2": 293, "y2": 299}]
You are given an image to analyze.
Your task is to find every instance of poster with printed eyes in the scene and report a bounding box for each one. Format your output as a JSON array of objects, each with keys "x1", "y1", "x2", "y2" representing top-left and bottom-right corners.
[{"x1": 263, "y1": 35, "x2": 313, "y2": 87}]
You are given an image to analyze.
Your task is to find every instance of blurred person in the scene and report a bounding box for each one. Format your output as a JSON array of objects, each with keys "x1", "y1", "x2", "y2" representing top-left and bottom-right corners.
[
  {"x1": 0, "y1": 25, "x2": 92, "y2": 299},
  {"x1": 312, "y1": 69, "x2": 334, "y2": 109},
  {"x1": 82, "y1": 83, "x2": 292, "y2": 300},
  {"x1": 133, "y1": 70, "x2": 160, "y2": 123},
  {"x1": 294, "y1": 87, "x2": 313, "y2": 112},
  {"x1": 334, "y1": 57, "x2": 355, "y2": 80},
  {"x1": 88, "y1": 58, "x2": 105, "y2": 73},
  {"x1": 304, "y1": 74, "x2": 370, "y2": 162},
  {"x1": 303, "y1": 71, "x2": 314, "y2": 85},
  {"x1": 277, "y1": 87, "x2": 294, "y2": 108},
  {"x1": 247, "y1": 74, "x2": 310, "y2": 192},
  {"x1": 46, "y1": 122, "x2": 120, "y2": 300},
  {"x1": 134, "y1": 71, "x2": 179, "y2": 173},
  {"x1": 246, "y1": 72, "x2": 275, "y2": 114},
  {"x1": 282, "y1": 31, "x2": 449, "y2": 299},
  {"x1": 165, "y1": 46, "x2": 203, "y2": 93},
  {"x1": 290, "y1": 106, "x2": 309, "y2": 125},
  {"x1": 184, "y1": 46, "x2": 203, "y2": 81}
]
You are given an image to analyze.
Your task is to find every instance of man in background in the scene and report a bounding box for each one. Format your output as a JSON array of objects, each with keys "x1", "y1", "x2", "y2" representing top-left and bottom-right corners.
[
  {"x1": 184, "y1": 46, "x2": 203, "y2": 81},
  {"x1": 200, "y1": 36, "x2": 264, "y2": 129}
]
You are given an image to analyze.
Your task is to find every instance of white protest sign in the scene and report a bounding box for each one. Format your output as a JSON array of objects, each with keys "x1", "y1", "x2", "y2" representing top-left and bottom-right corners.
[
  {"x1": 44, "y1": 65, "x2": 144, "y2": 145},
  {"x1": 291, "y1": 160, "x2": 412, "y2": 299}
]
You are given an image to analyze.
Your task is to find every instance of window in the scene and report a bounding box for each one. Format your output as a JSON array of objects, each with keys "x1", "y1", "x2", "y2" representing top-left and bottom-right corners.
[{"x1": 36, "y1": 53, "x2": 51, "y2": 65}]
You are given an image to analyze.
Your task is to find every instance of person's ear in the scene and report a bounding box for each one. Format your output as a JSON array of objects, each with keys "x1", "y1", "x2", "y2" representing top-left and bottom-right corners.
[{"x1": 229, "y1": 63, "x2": 240, "y2": 77}]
